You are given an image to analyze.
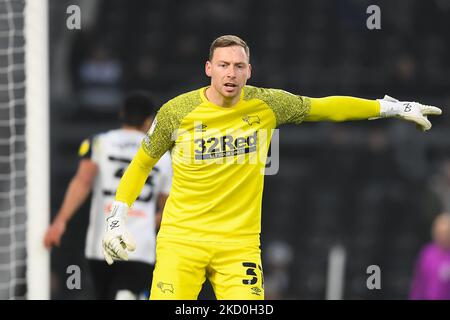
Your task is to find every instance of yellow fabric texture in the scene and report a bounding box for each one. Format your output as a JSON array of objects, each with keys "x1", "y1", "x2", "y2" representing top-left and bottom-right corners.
[
  {"x1": 150, "y1": 237, "x2": 263, "y2": 300},
  {"x1": 115, "y1": 87, "x2": 380, "y2": 243},
  {"x1": 306, "y1": 96, "x2": 380, "y2": 122},
  {"x1": 116, "y1": 86, "x2": 310, "y2": 243},
  {"x1": 116, "y1": 146, "x2": 159, "y2": 207}
]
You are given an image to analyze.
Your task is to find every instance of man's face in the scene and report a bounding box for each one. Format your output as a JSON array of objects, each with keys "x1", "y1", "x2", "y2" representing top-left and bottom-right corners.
[
  {"x1": 433, "y1": 215, "x2": 450, "y2": 249},
  {"x1": 205, "y1": 46, "x2": 251, "y2": 100}
]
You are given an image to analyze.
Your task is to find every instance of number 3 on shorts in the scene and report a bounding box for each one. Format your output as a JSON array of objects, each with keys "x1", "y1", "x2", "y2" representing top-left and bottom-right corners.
[{"x1": 242, "y1": 262, "x2": 264, "y2": 296}]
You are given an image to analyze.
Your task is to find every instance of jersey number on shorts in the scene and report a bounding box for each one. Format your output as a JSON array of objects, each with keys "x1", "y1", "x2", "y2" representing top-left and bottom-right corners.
[{"x1": 242, "y1": 262, "x2": 264, "y2": 287}]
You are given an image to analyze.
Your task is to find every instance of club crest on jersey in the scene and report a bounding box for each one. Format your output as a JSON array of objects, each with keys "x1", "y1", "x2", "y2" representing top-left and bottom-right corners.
[
  {"x1": 242, "y1": 115, "x2": 260, "y2": 126},
  {"x1": 157, "y1": 282, "x2": 174, "y2": 294},
  {"x1": 194, "y1": 131, "x2": 257, "y2": 160}
]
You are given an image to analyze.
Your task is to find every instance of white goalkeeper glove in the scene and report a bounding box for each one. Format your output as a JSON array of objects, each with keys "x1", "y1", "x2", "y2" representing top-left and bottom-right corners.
[
  {"x1": 370, "y1": 95, "x2": 442, "y2": 131},
  {"x1": 102, "y1": 201, "x2": 136, "y2": 265}
]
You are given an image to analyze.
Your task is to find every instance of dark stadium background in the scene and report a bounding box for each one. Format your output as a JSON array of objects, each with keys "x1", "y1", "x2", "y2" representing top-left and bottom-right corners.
[{"x1": 48, "y1": 0, "x2": 450, "y2": 299}]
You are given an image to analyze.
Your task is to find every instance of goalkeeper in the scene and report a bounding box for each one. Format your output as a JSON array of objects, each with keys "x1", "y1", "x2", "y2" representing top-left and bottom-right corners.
[{"x1": 102, "y1": 35, "x2": 442, "y2": 300}]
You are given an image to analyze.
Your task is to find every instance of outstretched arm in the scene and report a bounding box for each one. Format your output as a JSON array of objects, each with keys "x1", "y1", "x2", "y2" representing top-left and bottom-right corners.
[
  {"x1": 306, "y1": 96, "x2": 380, "y2": 122},
  {"x1": 249, "y1": 88, "x2": 441, "y2": 130},
  {"x1": 305, "y1": 95, "x2": 442, "y2": 131}
]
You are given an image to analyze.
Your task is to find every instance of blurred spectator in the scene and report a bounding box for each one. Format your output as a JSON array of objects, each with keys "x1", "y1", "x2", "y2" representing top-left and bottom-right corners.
[
  {"x1": 78, "y1": 45, "x2": 123, "y2": 112},
  {"x1": 264, "y1": 241, "x2": 294, "y2": 299},
  {"x1": 410, "y1": 213, "x2": 450, "y2": 300}
]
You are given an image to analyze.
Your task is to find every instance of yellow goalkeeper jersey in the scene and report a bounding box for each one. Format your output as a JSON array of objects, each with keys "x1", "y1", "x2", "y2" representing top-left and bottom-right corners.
[{"x1": 140, "y1": 85, "x2": 311, "y2": 243}]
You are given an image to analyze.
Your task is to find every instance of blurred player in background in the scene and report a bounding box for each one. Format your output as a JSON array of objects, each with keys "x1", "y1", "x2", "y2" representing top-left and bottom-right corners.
[
  {"x1": 410, "y1": 213, "x2": 450, "y2": 300},
  {"x1": 102, "y1": 35, "x2": 442, "y2": 300},
  {"x1": 44, "y1": 92, "x2": 172, "y2": 299}
]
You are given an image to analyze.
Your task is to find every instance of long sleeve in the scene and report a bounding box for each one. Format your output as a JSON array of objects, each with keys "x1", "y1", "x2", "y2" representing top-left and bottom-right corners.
[
  {"x1": 242, "y1": 87, "x2": 380, "y2": 125},
  {"x1": 305, "y1": 96, "x2": 380, "y2": 122},
  {"x1": 116, "y1": 102, "x2": 176, "y2": 207},
  {"x1": 116, "y1": 146, "x2": 159, "y2": 207},
  {"x1": 243, "y1": 86, "x2": 311, "y2": 126}
]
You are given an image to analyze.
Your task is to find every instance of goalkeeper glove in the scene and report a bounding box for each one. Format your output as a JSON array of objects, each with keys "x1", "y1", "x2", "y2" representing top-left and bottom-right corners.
[
  {"x1": 371, "y1": 95, "x2": 442, "y2": 131},
  {"x1": 102, "y1": 201, "x2": 136, "y2": 265}
]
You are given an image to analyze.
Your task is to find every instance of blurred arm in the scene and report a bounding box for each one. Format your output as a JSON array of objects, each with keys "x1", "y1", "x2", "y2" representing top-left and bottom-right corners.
[{"x1": 43, "y1": 159, "x2": 98, "y2": 248}]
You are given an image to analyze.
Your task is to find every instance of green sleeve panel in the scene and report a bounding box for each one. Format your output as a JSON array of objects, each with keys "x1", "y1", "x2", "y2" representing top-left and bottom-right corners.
[{"x1": 142, "y1": 89, "x2": 203, "y2": 159}]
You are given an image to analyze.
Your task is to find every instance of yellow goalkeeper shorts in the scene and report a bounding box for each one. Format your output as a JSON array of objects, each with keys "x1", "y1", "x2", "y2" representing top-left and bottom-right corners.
[{"x1": 150, "y1": 236, "x2": 264, "y2": 300}]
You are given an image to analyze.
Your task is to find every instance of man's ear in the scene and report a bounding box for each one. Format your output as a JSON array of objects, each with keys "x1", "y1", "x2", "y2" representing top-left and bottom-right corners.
[
  {"x1": 205, "y1": 61, "x2": 212, "y2": 77},
  {"x1": 247, "y1": 63, "x2": 252, "y2": 80}
]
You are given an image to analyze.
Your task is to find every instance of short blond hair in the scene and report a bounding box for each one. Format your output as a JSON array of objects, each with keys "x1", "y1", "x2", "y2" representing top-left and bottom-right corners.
[{"x1": 209, "y1": 35, "x2": 250, "y2": 61}]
